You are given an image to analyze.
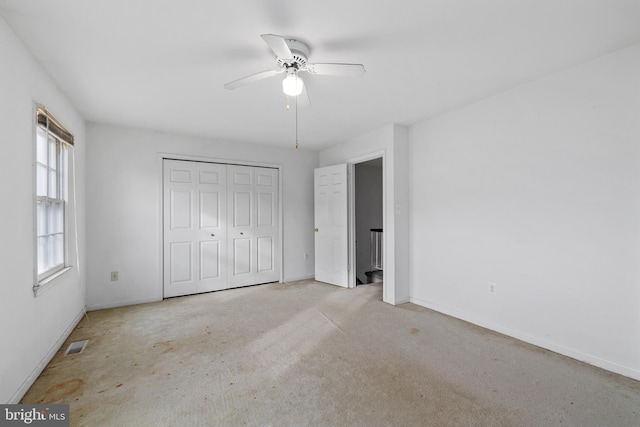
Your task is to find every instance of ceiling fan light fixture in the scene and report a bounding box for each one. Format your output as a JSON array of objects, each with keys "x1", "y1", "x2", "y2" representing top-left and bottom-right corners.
[{"x1": 282, "y1": 69, "x2": 304, "y2": 96}]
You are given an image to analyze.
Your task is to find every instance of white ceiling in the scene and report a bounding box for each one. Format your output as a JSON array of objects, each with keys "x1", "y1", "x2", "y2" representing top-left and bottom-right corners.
[{"x1": 1, "y1": 0, "x2": 639, "y2": 151}]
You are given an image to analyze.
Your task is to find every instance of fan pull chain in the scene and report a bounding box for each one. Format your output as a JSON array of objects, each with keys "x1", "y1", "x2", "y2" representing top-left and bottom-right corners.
[{"x1": 295, "y1": 94, "x2": 299, "y2": 149}]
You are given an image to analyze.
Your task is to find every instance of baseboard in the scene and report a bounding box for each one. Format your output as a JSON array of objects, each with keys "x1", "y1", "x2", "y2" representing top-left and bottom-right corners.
[
  {"x1": 410, "y1": 296, "x2": 640, "y2": 382},
  {"x1": 86, "y1": 297, "x2": 161, "y2": 311},
  {"x1": 283, "y1": 274, "x2": 315, "y2": 283},
  {"x1": 394, "y1": 295, "x2": 410, "y2": 305},
  {"x1": 9, "y1": 308, "x2": 86, "y2": 404}
]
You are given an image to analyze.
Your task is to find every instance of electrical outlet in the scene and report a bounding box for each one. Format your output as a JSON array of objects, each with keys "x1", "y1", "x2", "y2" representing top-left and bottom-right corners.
[
  {"x1": 111, "y1": 271, "x2": 119, "y2": 281},
  {"x1": 303, "y1": 253, "x2": 309, "y2": 260},
  {"x1": 488, "y1": 282, "x2": 496, "y2": 295}
]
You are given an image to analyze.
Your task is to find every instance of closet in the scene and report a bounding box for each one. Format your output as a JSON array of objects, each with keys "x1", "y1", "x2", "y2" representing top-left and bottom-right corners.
[{"x1": 163, "y1": 159, "x2": 279, "y2": 298}]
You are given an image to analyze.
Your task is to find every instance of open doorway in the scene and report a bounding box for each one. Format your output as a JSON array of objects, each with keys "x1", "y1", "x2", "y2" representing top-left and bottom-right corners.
[{"x1": 354, "y1": 158, "x2": 383, "y2": 285}]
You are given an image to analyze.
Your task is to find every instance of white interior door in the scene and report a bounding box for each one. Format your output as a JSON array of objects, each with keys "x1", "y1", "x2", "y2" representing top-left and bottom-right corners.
[
  {"x1": 227, "y1": 165, "x2": 280, "y2": 287},
  {"x1": 163, "y1": 160, "x2": 227, "y2": 298},
  {"x1": 314, "y1": 164, "x2": 349, "y2": 287},
  {"x1": 254, "y1": 167, "x2": 280, "y2": 284}
]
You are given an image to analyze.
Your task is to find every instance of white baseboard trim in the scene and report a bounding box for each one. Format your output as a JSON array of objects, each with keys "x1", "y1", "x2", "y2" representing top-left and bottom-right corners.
[
  {"x1": 410, "y1": 296, "x2": 640, "y2": 382},
  {"x1": 394, "y1": 296, "x2": 411, "y2": 305},
  {"x1": 10, "y1": 308, "x2": 86, "y2": 404},
  {"x1": 86, "y1": 297, "x2": 161, "y2": 311},
  {"x1": 284, "y1": 274, "x2": 315, "y2": 283}
]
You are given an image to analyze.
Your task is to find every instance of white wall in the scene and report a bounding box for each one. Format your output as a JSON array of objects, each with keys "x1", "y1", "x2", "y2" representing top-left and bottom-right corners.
[
  {"x1": 86, "y1": 124, "x2": 318, "y2": 310},
  {"x1": 409, "y1": 44, "x2": 640, "y2": 380},
  {"x1": 320, "y1": 124, "x2": 410, "y2": 304},
  {"x1": 355, "y1": 161, "x2": 383, "y2": 282},
  {"x1": 0, "y1": 16, "x2": 86, "y2": 403}
]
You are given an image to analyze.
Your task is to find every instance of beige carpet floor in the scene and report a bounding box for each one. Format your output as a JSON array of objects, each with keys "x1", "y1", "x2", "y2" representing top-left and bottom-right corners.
[{"x1": 22, "y1": 280, "x2": 640, "y2": 426}]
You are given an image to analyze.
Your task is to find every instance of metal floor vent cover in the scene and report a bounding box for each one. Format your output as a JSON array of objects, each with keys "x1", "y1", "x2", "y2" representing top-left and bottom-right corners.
[{"x1": 65, "y1": 340, "x2": 89, "y2": 356}]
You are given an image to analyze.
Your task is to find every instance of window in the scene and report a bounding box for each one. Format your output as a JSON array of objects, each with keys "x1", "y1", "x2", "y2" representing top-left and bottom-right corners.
[{"x1": 35, "y1": 106, "x2": 74, "y2": 287}]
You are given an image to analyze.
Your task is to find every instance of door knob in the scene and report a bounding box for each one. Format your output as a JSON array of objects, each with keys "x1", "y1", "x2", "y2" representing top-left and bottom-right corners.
[{"x1": 314, "y1": 228, "x2": 319, "y2": 232}]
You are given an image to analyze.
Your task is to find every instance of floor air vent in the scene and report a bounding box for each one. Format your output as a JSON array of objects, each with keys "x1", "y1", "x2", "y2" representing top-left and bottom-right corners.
[{"x1": 65, "y1": 340, "x2": 89, "y2": 356}]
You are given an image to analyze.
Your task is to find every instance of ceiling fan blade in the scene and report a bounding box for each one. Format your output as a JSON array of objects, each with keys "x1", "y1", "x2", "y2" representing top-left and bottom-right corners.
[
  {"x1": 306, "y1": 63, "x2": 366, "y2": 77},
  {"x1": 224, "y1": 69, "x2": 281, "y2": 90},
  {"x1": 261, "y1": 34, "x2": 294, "y2": 60},
  {"x1": 298, "y1": 83, "x2": 310, "y2": 108}
]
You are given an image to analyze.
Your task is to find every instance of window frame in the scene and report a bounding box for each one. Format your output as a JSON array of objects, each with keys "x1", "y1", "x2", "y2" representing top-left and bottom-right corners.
[{"x1": 33, "y1": 105, "x2": 74, "y2": 294}]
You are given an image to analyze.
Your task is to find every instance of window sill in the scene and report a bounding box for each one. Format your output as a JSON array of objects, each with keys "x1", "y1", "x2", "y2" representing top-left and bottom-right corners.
[{"x1": 34, "y1": 266, "x2": 73, "y2": 297}]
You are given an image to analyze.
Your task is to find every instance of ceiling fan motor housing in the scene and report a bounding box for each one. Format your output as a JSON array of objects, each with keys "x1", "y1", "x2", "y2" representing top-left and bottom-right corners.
[{"x1": 276, "y1": 39, "x2": 310, "y2": 70}]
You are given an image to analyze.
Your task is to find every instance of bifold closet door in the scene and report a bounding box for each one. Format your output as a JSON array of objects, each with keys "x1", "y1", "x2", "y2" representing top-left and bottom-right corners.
[
  {"x1": 164, "y1": 160, "x2": 280, "y2": 298},
  {"x1": 163, "y1": 160, "x2": 227, "y2": 298},
  {"x1": 227, "y1": 165, "x2": 280, "y2": 287}
]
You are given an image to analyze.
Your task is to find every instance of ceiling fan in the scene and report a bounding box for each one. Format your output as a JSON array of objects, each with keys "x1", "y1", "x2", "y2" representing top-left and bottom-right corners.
[{"x1": 224, "y1": 34, "x2": 366, "y2": 105}]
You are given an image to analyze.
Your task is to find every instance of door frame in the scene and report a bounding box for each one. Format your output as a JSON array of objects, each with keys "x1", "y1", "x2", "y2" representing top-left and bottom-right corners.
[
  {"x1": 157, "y1": 153, "x2": 284, "y2": 299},
  {"x1": 347, "y1": 150, "x2": 386, "y2": 289}
]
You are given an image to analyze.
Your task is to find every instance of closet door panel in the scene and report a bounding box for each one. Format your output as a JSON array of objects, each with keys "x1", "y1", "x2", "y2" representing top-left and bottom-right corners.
[
  {"x1": 164, "y1": 160, "x2": 227, "y2": 297},
  {"x1": 254, "y1": 168, "x2": 279, "y2": 283},
  {"x1": 227, "y1": 165, "x2": 255, "y2": 286}
]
